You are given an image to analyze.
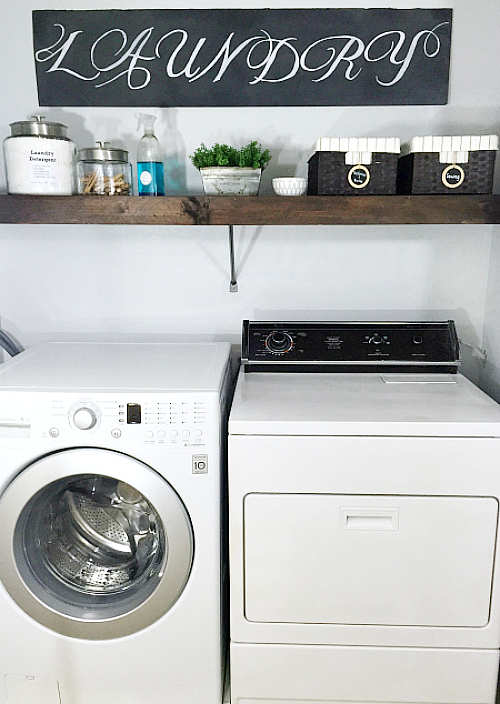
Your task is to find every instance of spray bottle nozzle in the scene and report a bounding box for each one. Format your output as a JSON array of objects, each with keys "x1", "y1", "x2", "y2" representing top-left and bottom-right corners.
[{"x1": 136, "y1": 113, "x2": 157, "y2": 134}]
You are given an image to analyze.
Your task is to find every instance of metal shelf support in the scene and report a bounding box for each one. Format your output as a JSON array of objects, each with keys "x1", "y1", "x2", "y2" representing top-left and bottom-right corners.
[{"x1": 228, "y1": 225, "x2": 238, "y2": 292}]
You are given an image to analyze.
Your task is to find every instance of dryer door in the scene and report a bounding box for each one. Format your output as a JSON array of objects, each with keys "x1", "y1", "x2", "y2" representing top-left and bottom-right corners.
[{"x1": 0, "y1": 448, "x2": 193, "y2": 640}]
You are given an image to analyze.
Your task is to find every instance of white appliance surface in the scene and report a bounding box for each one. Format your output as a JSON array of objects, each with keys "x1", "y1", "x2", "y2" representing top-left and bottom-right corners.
[
  {"x1": 228, "y1": 369, "x2": 500, "y2": 704},
  {"x1": 229, "y1": 371, "x2": 500, "y2": 435},
  {"x1": 0, "y1": 341, "x2": 229, "y2": 391},
  {"x1": 0, "y1": 342, "x2": 231, "y2": 704}
]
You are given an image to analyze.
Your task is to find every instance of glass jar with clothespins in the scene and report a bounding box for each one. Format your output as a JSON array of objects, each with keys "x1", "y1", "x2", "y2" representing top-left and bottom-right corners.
[{"x1": 77, "y1": 142, "x2": 132, "y2": 195}]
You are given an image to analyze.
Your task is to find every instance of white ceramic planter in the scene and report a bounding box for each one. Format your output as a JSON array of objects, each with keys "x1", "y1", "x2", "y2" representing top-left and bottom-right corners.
[{"x1": 199, "y1": 167, "x2": 261, "y2": 196}]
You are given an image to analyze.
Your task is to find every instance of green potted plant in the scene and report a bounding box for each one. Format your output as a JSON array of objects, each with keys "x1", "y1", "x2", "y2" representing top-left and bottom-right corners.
[{"x1": 190, "y1": 141, "x2": 271, "y2": 195}]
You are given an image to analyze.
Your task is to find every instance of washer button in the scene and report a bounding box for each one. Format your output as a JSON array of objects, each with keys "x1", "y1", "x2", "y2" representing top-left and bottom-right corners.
[
  {"x1": 194, "y1": 429, "x2": 203, "y2": 437},
  {"x1": 182, "y1": 430, "x2": 190, "y2": 437},
  {"x1": 111, "y1": 428, "x2": 121, "y2": 438},
  {"x1": 49, "y1": 428, "x2": 59, "y2": 438},
  {"x1": 145, "y1": 431, "x2": 154, "y2": 439},
  {"x1": 170, "y1": 430, "x2": 178, "y2": 438},
  {"x1": 158, "y1": 430, "x2": 166, "y2": 439}
]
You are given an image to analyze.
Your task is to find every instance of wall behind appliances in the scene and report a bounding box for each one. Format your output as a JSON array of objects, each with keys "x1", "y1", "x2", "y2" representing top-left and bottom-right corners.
[{"x1": 0, "y1": 0, "x2": 499, "y2": 394}]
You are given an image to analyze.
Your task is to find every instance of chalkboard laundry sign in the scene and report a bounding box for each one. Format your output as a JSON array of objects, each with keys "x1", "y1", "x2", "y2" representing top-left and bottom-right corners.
[{"x1": 32, "y1": 8, "x2": 452, "y2": 108}]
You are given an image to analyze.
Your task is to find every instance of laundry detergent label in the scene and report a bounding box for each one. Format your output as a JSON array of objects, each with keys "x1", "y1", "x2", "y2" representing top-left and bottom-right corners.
[{"x1": 28, "y1": 150, "x2": 58, "y2": 184}]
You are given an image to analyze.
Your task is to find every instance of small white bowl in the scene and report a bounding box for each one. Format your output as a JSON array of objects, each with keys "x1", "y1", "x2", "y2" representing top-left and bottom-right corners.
[{"x1": 272, "y1": 177, "x2": 307, "y2": 196}]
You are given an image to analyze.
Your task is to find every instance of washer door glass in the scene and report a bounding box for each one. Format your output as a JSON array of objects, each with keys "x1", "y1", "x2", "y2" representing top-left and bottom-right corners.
[
  {"x1": 20, "y1": 474, "x2": 165, "y2": 603},
  {"x1": 0, "y1": 448, "x2": 193, "y2": 640}
]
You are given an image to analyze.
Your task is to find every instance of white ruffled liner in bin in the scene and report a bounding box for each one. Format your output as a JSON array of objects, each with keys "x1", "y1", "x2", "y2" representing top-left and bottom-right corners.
[
  {"x1": 313, "y1": 137, "x2": 400, "y2": 165},
  {"x1": 400, "y1": 134, "x2": 499, "y2": 164}
]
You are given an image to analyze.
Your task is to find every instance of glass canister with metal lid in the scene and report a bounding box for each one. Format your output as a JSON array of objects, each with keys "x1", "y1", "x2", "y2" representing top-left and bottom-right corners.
[
  {"x1": 77, "y1": 142, "x2": 132, "y2": 195},
  {"x1": 3, "y1": 115, "x2": 76, "y2": 195}
]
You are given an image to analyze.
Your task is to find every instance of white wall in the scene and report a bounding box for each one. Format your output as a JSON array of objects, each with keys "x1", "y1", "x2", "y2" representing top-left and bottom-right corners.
[{"x1": 1, "y1": 0, "x2": 500, "y2": 388}]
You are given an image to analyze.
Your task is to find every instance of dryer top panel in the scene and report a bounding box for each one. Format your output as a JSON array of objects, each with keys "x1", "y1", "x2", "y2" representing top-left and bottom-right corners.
[
  {"x1": 229, "y1": 371, "x2": 500, "y2": 436},
  {"x1": 0, "y1": 342, "x2": 231, "y2": 393}
]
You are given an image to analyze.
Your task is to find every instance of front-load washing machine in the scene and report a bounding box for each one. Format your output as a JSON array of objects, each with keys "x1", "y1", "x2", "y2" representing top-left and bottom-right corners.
[
  {"x1": 229, "y1": 320, "x2": 500, "y2": 704},
  {"x1": 0, "y1": 341, "x2": 231, "y2": 704}
]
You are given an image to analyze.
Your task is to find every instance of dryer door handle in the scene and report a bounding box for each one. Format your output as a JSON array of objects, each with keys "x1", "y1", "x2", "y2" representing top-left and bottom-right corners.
[{"x1": 341, "y1": 508, "x2": 399, "y2": 531}]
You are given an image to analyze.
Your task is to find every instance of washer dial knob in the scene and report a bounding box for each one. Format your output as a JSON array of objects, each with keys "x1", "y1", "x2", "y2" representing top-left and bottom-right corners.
[
  {"x1": 71, "y1": 406, "x2": 98, "y2": 430},
  {"x1": 265, "y1": 331, "x2": 293, "y2": 354}
]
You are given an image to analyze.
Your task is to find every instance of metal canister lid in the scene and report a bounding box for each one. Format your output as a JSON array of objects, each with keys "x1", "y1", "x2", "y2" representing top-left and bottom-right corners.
[
  {"x1": 9, "y1": 115, "x2": 69, "y2": 138},
  {"x1": 78, "y1": 142, "x2": 129, "y2": 162}
]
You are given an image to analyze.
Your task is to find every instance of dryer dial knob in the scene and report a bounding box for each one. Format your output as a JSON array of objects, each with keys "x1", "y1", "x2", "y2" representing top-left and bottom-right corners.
[
  {"x1": 72, "y1": 407, "x2": 98, "y2": 430},
  {"x1": 265, "y1": 332, "x2": 293, "y2": 354}
]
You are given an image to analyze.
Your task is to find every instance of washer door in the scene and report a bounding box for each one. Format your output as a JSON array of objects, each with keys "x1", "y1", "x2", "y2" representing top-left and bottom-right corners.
[{"x1": 0, "y1": 448, "x2": 193, "y2": 640}]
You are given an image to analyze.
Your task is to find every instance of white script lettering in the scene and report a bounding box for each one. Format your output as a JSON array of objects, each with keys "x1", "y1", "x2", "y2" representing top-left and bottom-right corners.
[{"x1": 34, "y1": 21, "x2": 450, "y2": 91}]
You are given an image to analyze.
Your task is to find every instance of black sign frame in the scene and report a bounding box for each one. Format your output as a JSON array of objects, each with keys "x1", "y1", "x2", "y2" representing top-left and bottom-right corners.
[{"x1": 33, "y1": 8, "x2": 452, "y2": 107}]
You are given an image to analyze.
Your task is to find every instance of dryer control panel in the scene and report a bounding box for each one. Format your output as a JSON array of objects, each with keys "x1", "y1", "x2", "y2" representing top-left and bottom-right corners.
[{"x1": 242, "y1": 320, "x2": 460, "y2": 373}]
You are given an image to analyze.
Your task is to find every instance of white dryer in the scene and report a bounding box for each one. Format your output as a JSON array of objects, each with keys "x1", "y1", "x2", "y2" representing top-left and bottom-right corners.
[
  {"x1": 0, "y1": 341, "x2": 231, "y2": 704},
  {"x1": 229, "y1": 321, "x2": 500, "y2": 704}
]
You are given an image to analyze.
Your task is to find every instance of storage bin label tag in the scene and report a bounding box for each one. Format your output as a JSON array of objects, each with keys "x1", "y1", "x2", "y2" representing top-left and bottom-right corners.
[
  {"x1": 348, "y1": 165, "x2": 371, "y2": 189},
  {"x1": 441, "y1": 164, "x2": 465, "y2": 189}
]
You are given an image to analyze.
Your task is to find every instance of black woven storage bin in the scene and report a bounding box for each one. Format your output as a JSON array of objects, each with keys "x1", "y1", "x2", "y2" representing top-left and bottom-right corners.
[
  {"x1": 307, "y1": 151, "x2": 398, "y2": 195},
  {"x1": 397, "y1": 151, "x2": 496, "y2": 195}
]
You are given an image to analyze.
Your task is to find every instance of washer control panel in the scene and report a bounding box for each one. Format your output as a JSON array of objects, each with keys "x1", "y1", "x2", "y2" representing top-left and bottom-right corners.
[
  {"x1": 242, "y1": 320, "x2": 460, "y2": 371},
  {"x1": 0, "y1": 392, "x2": 218, "y2": 449}
]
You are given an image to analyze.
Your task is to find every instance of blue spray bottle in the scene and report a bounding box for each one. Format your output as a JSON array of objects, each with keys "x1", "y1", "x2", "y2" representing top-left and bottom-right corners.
[{"x1": 136, "y1": 113, "x2": 165, "y2": 196}]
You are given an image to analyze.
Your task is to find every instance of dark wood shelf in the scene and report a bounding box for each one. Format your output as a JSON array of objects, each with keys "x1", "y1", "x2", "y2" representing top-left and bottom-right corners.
[{"x1": 0, "y1": 194, "x2": 499, "y2": 226}]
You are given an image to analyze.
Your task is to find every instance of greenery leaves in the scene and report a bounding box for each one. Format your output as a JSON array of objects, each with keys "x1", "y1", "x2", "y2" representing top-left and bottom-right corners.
[{"x1": 190, "y1": 141, "x2": 271, "y2": 169}]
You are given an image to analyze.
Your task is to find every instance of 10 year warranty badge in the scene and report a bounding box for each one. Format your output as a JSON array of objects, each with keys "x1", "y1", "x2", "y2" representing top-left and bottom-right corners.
[{"x1": 192, "y1": 454, "x2": 209, "y2": 474}]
